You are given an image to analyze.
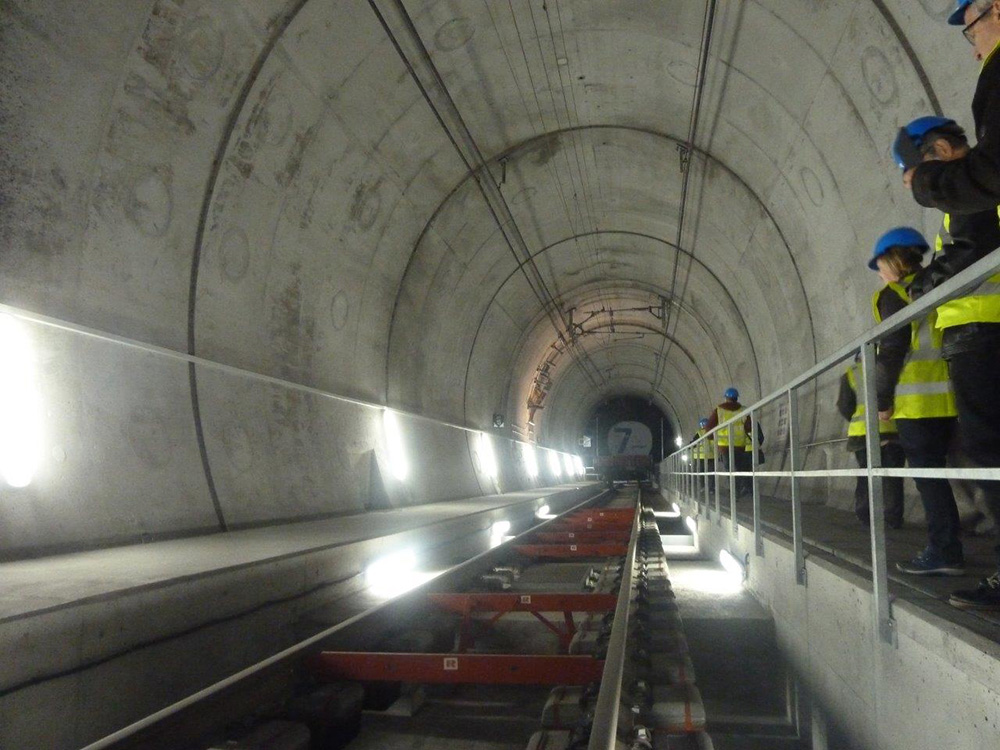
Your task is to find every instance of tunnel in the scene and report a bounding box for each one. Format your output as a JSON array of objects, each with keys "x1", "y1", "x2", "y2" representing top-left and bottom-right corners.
[{"x1": 2, "y1": 2, "x2": 1000, "y2": 749}]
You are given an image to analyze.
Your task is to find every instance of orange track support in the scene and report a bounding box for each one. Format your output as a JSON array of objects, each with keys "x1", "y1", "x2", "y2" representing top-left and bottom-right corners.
[
  {"x1": 308, "y1": 652, "x2": 605, "y2": 685},
  {"x1": 514, "y1": 543, "x2": 628, "y2": 558}
]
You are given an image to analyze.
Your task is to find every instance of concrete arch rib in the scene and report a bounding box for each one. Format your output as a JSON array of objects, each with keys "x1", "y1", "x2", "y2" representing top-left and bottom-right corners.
[{"x1": 387, "y1": 125, "x2": 801, "y2": 433}]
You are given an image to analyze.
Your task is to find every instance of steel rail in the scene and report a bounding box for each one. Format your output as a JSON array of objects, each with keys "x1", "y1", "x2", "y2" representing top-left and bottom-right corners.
[
  {"x1": 77, "y1": 486, "x2": 615, "y2": 750},
  {"x1": 587, "y1": 488, "x2": 642, "y2": 750}
]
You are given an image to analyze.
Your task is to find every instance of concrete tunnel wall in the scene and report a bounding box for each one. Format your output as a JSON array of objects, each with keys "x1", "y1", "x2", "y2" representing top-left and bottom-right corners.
[{"x1": 0, "y1": 0, "x2": 981, "y2": 556}]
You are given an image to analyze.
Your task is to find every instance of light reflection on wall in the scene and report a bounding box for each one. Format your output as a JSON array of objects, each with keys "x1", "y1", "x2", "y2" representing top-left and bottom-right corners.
[{"x1": 0, "y1": 314, "x2": 43, "y2": 488}]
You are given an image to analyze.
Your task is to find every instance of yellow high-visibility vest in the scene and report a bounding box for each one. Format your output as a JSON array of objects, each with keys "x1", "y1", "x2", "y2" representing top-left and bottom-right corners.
[
  {"x1": 933, "y1": 212, "x2": 1000, "y2": 330},
  {"x1": 871, "y1": 275, "x2": 956, "y2": 420},
  {"x1": 691, "y1": 428, "x2": 715, "y2": 460},
  {"x1": 715, "y1": 406, "x2": 747, "y2": 448},
  {"x1": 845, "y1": 363, "x2": 897, "y2": 438}
]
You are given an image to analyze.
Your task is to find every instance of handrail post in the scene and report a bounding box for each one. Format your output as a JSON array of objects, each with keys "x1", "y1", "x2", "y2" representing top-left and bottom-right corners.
[
  {"x1": 702, "y1": 451, "x2": 710, "y2": 520},
  {"x1": 862, "y1": 342, "x2": 895, "y2": 646},
  {"x1": 751, "y1": 409, "x2": 763, "y2": 557},
  {"x1": 714, "y1": 437, "x2": 722, "y2": 524},
  {"x1": 789, "y1": 389, "x2": 805, "y2": 585},
  {"x1": 729, "y1": 429, "x2": 737, "y2": 534}
]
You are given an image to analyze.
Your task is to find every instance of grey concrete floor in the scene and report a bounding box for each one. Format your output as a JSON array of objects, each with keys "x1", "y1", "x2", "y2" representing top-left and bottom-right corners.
[
  {"x1": 715, "y1": 493, "x2": 1000, "y2": 640},
  {"x1": 0, "y1": 486, "x2": 581, "y2": 622}
]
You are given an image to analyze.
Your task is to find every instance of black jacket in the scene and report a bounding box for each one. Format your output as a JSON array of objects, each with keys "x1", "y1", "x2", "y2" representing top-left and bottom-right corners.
[
  {"x1": 908, "y1": 210, "x2": 1000, "y2": 357},
  {"x1": 910, "y1": 47, "x2": 1000, "y2": 357},
  {"x1": 912, "y1": 45, "x2": 1000, "y2": 213},
  {"x1": 873, "y1": 287, "x2": 909, "y2": 412}
]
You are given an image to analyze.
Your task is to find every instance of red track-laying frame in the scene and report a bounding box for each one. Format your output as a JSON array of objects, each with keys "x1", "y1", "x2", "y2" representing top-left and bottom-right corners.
[
  {"x1": 309, "y1": 653, "x2": 605, "y2": 685},
  {"x1": 428, "y1": 592, "x2": 617, "y2": 614},
  {"x1": 533, "y1": 531, "x2": 631, "y2": 543},
  {"x1": 514, "y1": 543, "x2": 628, "y2": 558}
]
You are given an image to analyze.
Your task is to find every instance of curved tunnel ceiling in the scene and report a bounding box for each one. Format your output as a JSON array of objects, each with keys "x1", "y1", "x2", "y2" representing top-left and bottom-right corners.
[{"x1": 1, "y1": 0, "x2": 974, "y2": 457}]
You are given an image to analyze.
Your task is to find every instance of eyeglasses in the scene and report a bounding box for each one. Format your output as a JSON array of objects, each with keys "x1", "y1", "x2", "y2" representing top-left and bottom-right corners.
[{"x1": 963, "y1": 5, "x2": 993, "y2": 45}]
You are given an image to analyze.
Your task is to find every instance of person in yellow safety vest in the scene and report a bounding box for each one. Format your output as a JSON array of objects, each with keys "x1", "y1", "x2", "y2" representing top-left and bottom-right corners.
[
  {"x1": 869, "y1": 228, "x2": 964, "y2": 577},
  {"x1": 897, "y1": 100, "x2": 1000, "y2": 609},
  {"x1": 690, "y1": 418, "x2": 715, "y2": 493},
  {"x1": 743, "y1": 421, "x2": 766, "y2": 465},
  {"x1": 704, "y1": 388, "x2": 753, "y2": 498},
  {"x1": 836, "y1": 353, "x2": 905, "y2": 528}
]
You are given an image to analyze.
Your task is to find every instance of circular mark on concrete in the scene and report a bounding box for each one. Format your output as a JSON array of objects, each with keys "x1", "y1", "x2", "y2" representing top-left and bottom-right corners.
[
  {"x1": 800, "y1": 166, "x2": 825, "y2": 207},
  {"x1": 223, "y1": 424, "x2": 253, "y2": 471},
  {"x1": 666, "y1": 60, "x2": 698, "y2": 87},
  {"x1": 510, "y1": 186, "x2": 537, "y2": 205},
  {"x1": 178, "y1": 16, "x2": 224, "y2": 82},
  {"x1": 260, "y1": 92, "x2": 293, "y2": 147},
  {"x1": 127, "y1": 409, "x2": 171, "y2": 469},
  {"x1": 330, "y1": 290, "x2": 350, "y2": 330},
  {"x1": 220, "y1": 227, "x2": 250, "y2": 282},
  {"x1": 349, "y1": 182, "x2": 382, "y2": 230},
  {"x1": 126, "y1": 171, "x2": 172, "y2": 237},
  {"x1": 434, "y1": 17, "x2": 475, "y2": 51},
  {"x1": 861, "y1": 47, "x2": 897, "y2": 105}
]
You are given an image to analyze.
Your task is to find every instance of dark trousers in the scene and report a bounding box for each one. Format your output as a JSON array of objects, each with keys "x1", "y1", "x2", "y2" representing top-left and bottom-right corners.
[
  {"x1": 949, "y1": 344, "x2": 1000, "y2": 566},
  {"x1": 853, "y1": 442, "x2": 905, "y2": 527},
  {"x1": 896, "y1": 418, "x2": 963, "y2": 562}
]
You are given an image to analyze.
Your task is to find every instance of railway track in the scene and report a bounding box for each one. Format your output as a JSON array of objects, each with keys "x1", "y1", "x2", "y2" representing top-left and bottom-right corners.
[{"x1": 86, "y1": 484, "x2": 710, "y2": 750}]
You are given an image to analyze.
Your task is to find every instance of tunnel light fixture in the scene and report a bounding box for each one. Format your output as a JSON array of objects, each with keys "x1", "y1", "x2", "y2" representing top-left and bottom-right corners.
[
  {"x1": 536, "y1": 504, "x2": 555, "y2": 519},
  {"x1": 382, "y1": 409, "x2": 409, "y2": 481},
  {"x1": 672, "y1": 502, "x2": 680, "y2": 513},
  {"x1": 0, "y1": 314, "x2": 43, "y2": 488},
  {"x1": 562, "y1": 453, "x2": 574, "y2": 476},
  {"x1": 479, "y1": 432, "x2": 498, "y2": 479},
  {"x1": 365, "y1": 549, "x2": 422, "y2": 599},
  {"x1": 719, "y1": 549, "x2": 747, "y2": 584},
  {"x1": 675, "y1": 435, "x2": 683, "y2": 448},
  {"x1": 520, "y1": 442, "x2": 539, "y2": 478},
  {"x1": 680, "y1": 453, "x2": 689, "y2": 463},
  {"x1": 573, "y1": 455, "x2": 585, "y2": 476},
  {"x1": 547, "y1": 450, "x2": 562, "y2": 477},
  {"x1": 490, "y1": 520, "x2": 512, "y2": 548},
  {"x1": 685, "y1": 516, "x2": 698, "y2": 535}
]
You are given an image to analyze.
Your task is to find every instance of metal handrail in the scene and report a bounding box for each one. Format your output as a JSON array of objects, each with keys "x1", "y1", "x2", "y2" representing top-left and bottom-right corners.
[
  {"x1": 587, "y1": 492, "x2": 642, "y2": 750},
  {"x1": 673, "y1": 246, "x2": 1000, "y2": 455},
  {"x1": 666, "y1": 246, "x2": 1000, "y2": 646}
]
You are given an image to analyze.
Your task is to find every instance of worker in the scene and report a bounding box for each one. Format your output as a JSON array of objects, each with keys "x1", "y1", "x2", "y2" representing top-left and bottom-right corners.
[
  {"x1": 704, "y1": 388, "x2": 753, "y2": 498},
  {"x1": 690, "y1": 418, "x2": 715, "y2": 493},
  {"x1": 897, "y1": 2, "x2": 1000, "y2": 611},
  {"x1": 869, "y1": 227, "x2": 963, "y2": 576},
  {"x1": 836, "y1": 353, "x2": 905, "y2": 528},
  {"x1": 745, "y1": 421, "x2": 765, "y2": 466}
]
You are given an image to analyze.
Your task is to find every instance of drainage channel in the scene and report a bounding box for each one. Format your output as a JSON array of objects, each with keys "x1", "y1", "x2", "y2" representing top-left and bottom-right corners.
[{"x1": 92, "y1": 484, "x2": 716, "y2": 750}]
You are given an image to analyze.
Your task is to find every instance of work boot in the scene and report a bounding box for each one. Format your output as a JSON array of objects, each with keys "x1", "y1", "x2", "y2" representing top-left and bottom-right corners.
[
  {"x1": 895, "y1": 548, "x2": 965, "y2": 576},
  {"x1": 949, "y1": 572, "x2": 1000, "y2": 611}
]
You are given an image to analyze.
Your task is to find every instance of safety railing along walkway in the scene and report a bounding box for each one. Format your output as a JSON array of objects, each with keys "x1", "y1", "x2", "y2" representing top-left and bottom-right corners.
[{"x1": 665, "y1": 247, "x2": 1000, "y2": 646}]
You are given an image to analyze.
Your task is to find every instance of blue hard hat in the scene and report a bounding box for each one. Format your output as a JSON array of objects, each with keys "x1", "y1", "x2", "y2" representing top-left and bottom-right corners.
[
  {"x1": 949, "y1": 0, "x2": 976, "y2": 25},
  {"x1": 724, "y1": 387, "x2": 739, "y2": 401},
  {"x1": 699, "y1": 418, "x2": 709, "y2": 429},
  {"x1": 892, "y1": 116, "x2": 962, "y2": 169},
  {"x1": 869, "y1": 227, "x2": 930, "y2": 271}
]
